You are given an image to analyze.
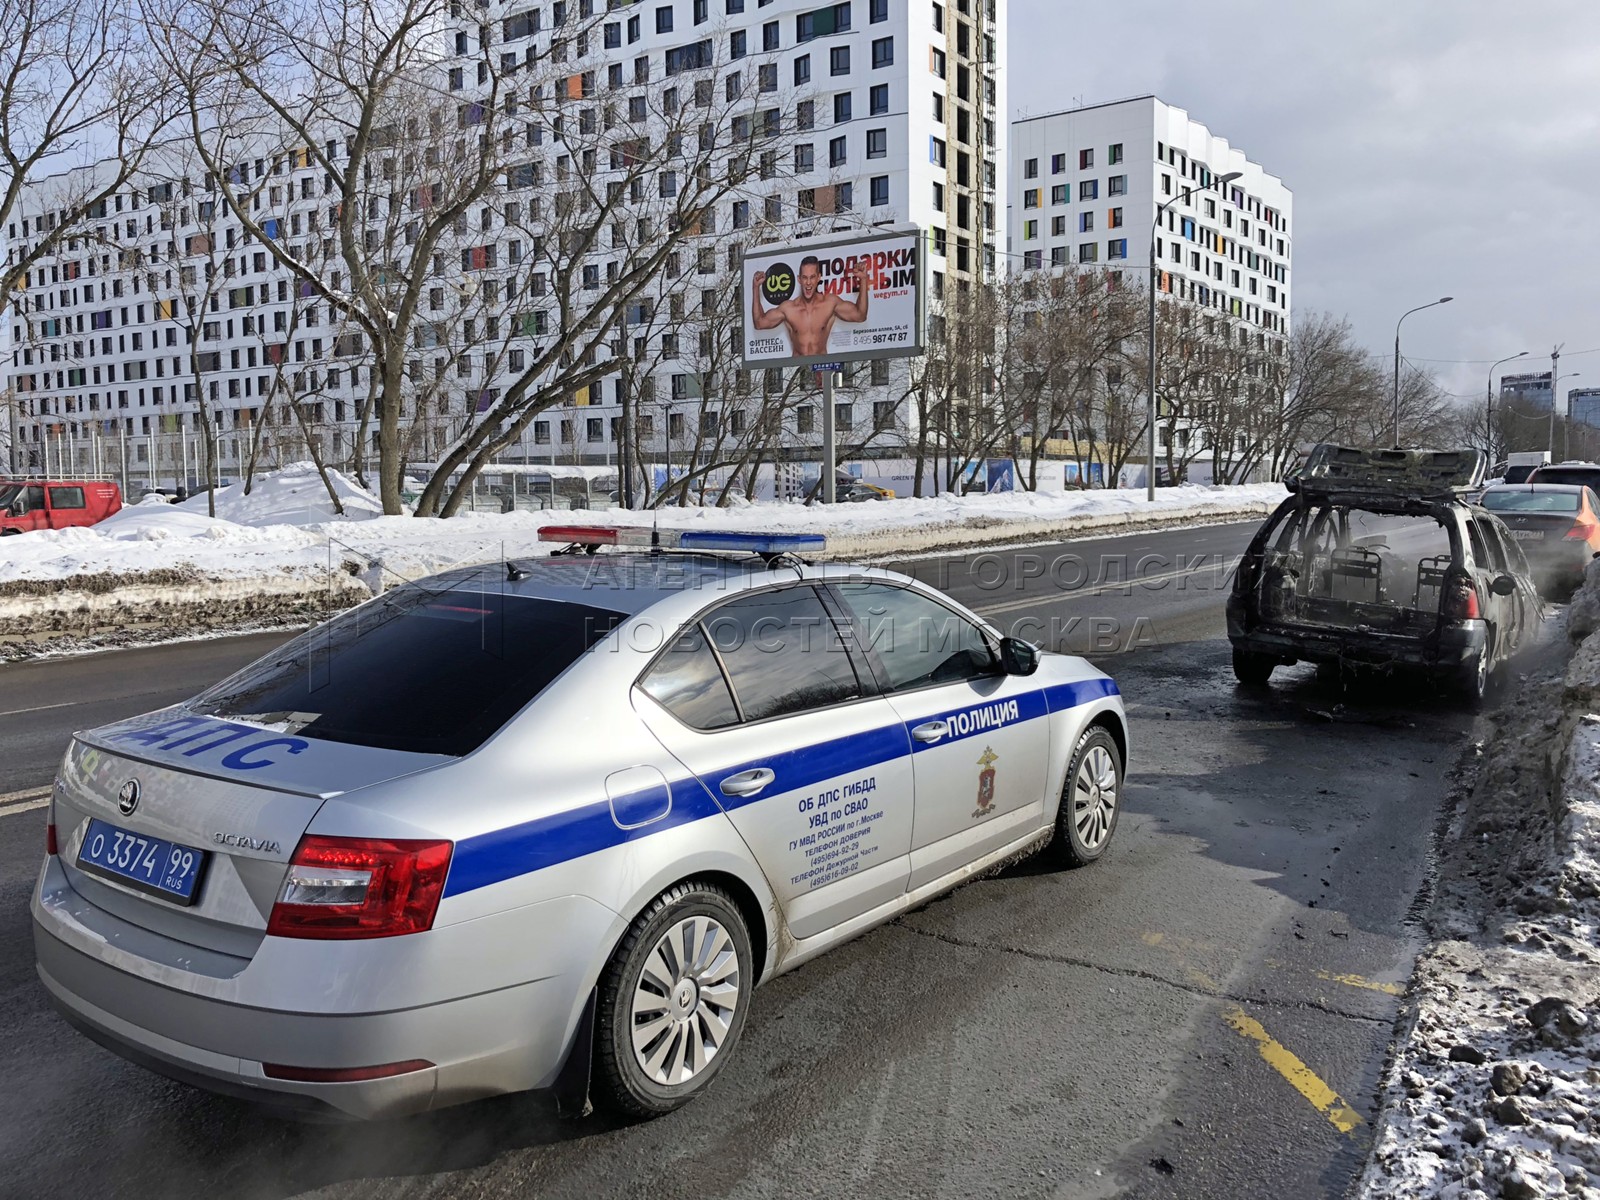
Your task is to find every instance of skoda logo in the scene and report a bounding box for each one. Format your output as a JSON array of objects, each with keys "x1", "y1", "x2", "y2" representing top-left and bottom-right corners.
[{"x1": 117, "y1": 779, "x2": 142, "y2": 817}]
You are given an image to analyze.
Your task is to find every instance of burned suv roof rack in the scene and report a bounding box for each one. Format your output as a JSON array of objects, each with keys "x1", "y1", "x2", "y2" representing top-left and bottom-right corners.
[{"x1": 1287, "y1": 445, "x2": 1487, "y2": 502}]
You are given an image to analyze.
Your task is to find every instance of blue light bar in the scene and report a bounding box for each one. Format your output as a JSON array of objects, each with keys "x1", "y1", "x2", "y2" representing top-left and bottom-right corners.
[{"x1": 677, "y1": 531, "x2": 827, "y2": 554}]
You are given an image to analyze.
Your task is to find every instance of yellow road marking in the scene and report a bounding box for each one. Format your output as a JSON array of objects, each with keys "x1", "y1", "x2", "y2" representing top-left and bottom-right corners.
[
  {"x1": 1315, "y1": 970, "x2": 1403, "y2": 996},
  {"x1": 1224, "y1": 1008, "x2": 1364, "y2": 1135}
]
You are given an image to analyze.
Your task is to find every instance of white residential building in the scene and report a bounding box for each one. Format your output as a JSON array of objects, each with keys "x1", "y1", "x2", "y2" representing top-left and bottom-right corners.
[
  {"x1": 1008, "y1": 95, "x2": 1292, "y2": 336},
  {"x1": 3, "y1": 0, "x2": 1005, "y2": 488}
]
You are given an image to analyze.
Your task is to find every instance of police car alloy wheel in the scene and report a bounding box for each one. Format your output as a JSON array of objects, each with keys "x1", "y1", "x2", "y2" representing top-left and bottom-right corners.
[
  {"x1": 1053, "y1": 726, "x2": 1122, "y2": 867},
  {"x1": 595, "y1": 882, "x2": 754, "y2": 1116}
]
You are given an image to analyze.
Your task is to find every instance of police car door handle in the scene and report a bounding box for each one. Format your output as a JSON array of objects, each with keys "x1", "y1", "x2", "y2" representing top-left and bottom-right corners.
[
  {"x1": 720, "y1": 768, "x2": 776, "y2": 798},
  {"x1": 912, "y1": 720, "x2": 950, "y2": 744}
]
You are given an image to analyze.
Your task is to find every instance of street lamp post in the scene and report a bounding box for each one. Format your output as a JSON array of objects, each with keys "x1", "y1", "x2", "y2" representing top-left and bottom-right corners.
[
  {"x1": 1148, "y1": 169, "x2": 1242, "y2": 500},
  {"x1": 1485, "y1": 350, "x2": 1527, "y2": 464},
  {"x1": 1392, "y1": 297, "x2": 1453, "y2": 447}
]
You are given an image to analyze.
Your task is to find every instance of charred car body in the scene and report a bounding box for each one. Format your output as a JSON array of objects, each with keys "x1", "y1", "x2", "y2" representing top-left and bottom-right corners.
[{"x1": 1227, "y1": 446, "x2": 1540, "y2": 700}]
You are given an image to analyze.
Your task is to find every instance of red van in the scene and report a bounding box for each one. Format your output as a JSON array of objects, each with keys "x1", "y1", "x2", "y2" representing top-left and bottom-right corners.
[{"x1": 0, "y1": 479, "x2": 123, "y2": 535}]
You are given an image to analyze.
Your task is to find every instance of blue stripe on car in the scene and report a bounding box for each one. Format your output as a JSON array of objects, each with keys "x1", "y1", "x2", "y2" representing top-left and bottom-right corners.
[{"x1": 442, "y1": 677, "x2": 1121, "y2": 897}]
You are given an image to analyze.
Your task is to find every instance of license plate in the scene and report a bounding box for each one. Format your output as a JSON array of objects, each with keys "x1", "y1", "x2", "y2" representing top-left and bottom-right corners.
[
  {"x1": 76, "y1": 818, "x2": 207, "y2": 905},
  {"x1": 1512, "y1": 530, "x2": 1544, "y2": 540}
]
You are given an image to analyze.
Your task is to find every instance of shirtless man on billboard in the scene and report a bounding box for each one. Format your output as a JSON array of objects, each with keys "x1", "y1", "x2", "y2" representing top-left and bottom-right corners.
[{"x1": 751, "y1": 256, "x2": 871, "y2": 356}]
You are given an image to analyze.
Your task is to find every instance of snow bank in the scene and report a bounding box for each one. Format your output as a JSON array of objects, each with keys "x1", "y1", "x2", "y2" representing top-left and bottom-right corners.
[
  {"x1": 0, "y1": 505, "x2": 322, "y2": 585},
  {"x1": 178, "y1": 461, "x2": 386, "y2": 526},
  {"x1": 1358, "y1": 591, "x2": 1600, "y2": 1199},
  {"x1": 1, "y1": 474, "x2": 1286, "y2": 587}
]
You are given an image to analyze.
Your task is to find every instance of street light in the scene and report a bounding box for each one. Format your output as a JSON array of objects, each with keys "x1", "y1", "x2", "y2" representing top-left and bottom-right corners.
[
  {"x1": 1392, "y1": 297, "x2": 1453, "y2": 446},
  {"x1": 1148, "y1": 168, "x2": 1243, "y2": 499},
  {"x1": 1484, "y1": 350, "x2": 1527, "y2": 463},
  {"x1": 1549, "y1": 372, "x2": 1581, "y2": 457}
]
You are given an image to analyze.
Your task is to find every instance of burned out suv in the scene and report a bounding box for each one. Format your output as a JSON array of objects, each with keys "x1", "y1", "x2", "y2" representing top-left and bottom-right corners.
[{"x1": 1227, "y1": 446, "x2": 1541, "y2": 702}]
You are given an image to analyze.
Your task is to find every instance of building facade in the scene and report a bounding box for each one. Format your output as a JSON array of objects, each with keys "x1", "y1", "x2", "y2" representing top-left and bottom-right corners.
[
  {"x1": 1008, "y1": 96, "x2": 1291, "y2": 334},
  {"x1": 1004, "y1": 96, "x2": 1291, "y2": 473},
  {"x1": 1569, "y1": 387, "x2": 1600, "y2": 431},
  {"x1": 3, "y1": 0, "x2": 1006, "y2": 492},
  {"x1": 1501, "y1": 371, "x2": 1554, "y2": 415}
]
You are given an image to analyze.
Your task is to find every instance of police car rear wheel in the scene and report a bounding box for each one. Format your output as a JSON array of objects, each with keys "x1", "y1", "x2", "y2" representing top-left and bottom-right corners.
[
  {"x1": 595, "y1": 882, "x2": 753, "y2": 1117},
  {"x1": 1052, "y1": 727, "x2": 1122, "y2": 868}
]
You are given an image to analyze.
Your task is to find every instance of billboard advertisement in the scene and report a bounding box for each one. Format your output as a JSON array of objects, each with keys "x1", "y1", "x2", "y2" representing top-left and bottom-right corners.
[{"x1": 739, "y1": 230, "x2": 924, "y2": 369}]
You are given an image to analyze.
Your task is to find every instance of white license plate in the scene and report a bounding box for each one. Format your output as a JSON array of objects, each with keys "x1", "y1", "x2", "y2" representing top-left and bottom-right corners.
[{"x1": 1512, "y1": 530, "x2": 1545, "y2": 540}]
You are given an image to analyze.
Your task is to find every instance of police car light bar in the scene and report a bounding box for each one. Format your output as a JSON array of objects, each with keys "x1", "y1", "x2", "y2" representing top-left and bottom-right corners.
[
  {"x1": 537, "y1": 525, "x2": 826, "y2": 555},
  {"x1": 678, "y1": 531, "x2": 827, "y2": 554},
  {"x1": 538, "y1": 525, "x2": 662, "y2": 548}
]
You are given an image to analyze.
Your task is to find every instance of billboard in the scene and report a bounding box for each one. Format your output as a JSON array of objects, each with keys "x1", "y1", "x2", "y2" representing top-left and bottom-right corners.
[{"x1": 739, "y1": 229, "x2": 924, "y2": 369}]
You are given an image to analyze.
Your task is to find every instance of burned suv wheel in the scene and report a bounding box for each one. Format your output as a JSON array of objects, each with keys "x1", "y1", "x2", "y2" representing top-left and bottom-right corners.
[{"x1": 1232, "y1": 647, "x2": 1274, "y2": 686}]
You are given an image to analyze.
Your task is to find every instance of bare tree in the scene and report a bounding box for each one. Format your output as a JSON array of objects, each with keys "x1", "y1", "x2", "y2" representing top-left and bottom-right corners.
[
  {"x1": 0, "y1": 0, "x2": 175, "y2": 299},
  {"x1": 154, "y1": 0, "x2": 823, "y2": 517}
]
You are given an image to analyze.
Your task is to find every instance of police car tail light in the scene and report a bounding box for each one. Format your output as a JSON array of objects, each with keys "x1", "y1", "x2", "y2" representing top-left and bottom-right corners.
[{"x1": 267, "y1": 835, "x2": 453, "y2": 939}]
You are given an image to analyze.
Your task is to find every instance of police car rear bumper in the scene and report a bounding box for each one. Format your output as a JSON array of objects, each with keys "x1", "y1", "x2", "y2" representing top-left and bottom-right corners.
[{"x1": 32, "y1": 855, "x2": 605, "y2": 1120}]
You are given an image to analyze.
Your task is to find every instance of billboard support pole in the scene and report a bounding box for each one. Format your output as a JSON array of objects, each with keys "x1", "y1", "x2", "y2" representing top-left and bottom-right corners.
[{"x1": 822, "y1": 370, "x2": 836, "y2": 504}]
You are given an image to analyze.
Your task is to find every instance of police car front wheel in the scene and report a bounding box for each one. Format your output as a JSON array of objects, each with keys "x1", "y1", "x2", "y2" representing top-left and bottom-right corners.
[
  {"x1": 1051, "y1": 726, "x2": 1122, "y2": 868},
  {"x1": 595, "y1": 882, "x2": 754, "y2": 1117}
]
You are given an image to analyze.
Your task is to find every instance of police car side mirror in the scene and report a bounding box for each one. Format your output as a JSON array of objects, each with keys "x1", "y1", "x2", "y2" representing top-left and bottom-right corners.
[
  {"x1": 1490, "y1": 574, "x2": 1517, "y2": 597},
  {"x1": 998, "y1": 637, "x2": 1040, "y2": 676}
]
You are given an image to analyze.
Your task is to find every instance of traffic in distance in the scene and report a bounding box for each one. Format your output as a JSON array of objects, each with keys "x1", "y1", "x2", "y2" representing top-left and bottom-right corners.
[{"x1": 30, "y1": 526, "x2": 1127, "y2": 1120}]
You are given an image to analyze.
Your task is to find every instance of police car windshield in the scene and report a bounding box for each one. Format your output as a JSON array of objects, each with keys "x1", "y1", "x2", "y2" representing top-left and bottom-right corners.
[{"x1": 190, "y1": 586, "x2": 625, "y2": 755}]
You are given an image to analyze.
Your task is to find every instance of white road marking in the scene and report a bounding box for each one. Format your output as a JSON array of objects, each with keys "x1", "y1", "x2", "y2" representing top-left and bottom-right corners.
[
  {"x1": 0, "y1": 787, "x2": 51, "y2": 815},
  {"x1": 0, "y1": 700, "x2": 79, "y2": 718}
]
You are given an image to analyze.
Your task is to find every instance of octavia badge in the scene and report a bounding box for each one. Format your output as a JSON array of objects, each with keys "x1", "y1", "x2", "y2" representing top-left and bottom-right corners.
[{"x1": 117, "y1": 779, "x2": 142, "y2": 817}]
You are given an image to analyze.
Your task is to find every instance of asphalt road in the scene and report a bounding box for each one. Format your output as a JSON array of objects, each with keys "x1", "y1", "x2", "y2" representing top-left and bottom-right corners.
[{"x1": 0, "y1": 519, "x2": 1508, "y2": 1198}]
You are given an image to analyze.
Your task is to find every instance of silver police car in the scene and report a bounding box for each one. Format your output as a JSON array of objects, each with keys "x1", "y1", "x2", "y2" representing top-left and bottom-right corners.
[{"x1": 32, "y1": 526, "x2": 1127, "y2": 1120}]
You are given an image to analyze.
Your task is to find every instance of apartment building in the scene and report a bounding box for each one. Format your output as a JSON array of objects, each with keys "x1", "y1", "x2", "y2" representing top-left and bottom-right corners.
[
  {"x1": 3, "y1": 0, "x2": 1005, "y2": 487},
  {"x1": 1009, "y1": 96, "x2": 1291, "y2": 335}
]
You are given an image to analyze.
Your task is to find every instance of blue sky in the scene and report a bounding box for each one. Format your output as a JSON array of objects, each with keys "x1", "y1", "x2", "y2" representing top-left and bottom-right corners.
[{"x1": 1009, "y1": 0, "x2": 1600, "y2": 403}]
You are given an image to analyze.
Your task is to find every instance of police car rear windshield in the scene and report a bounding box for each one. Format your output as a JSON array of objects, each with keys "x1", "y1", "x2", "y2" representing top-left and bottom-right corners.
[{"x1": 190, "y1": 586, "x2": 625, "y2": 755}]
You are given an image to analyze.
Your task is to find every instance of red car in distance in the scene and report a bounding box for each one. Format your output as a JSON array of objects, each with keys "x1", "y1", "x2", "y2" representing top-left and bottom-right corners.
[{"x1": 0, "y1": 478, "x2": 123, "y2": 536}]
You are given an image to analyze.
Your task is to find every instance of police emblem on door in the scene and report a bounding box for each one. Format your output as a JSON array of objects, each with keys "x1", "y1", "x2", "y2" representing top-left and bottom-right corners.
[{"x1": 973, "y1": 747, "x2": 998, "y2": 819}]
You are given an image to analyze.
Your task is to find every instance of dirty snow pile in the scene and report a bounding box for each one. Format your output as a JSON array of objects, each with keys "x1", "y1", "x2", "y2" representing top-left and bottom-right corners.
[{"x1": 1359, "y1": 582, "x2": 1600, "y2": 1199}]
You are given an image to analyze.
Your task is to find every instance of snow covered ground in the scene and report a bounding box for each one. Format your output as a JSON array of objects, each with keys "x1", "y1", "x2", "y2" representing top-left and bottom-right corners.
[
  {"x1": 1358, "y1": 581, "x2": 1600, "y2": 1199},
  {"x1": 0, "y1": 461, "x2": 1286, "y2": 588}
]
